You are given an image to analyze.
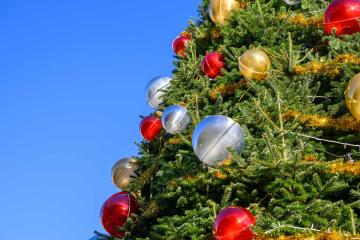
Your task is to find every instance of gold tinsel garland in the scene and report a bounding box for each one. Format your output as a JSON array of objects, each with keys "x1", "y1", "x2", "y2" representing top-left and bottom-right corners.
[
  {"x1": 283, "y1": 110, "x2": 360, "y2": 132},
  {"x1": 303, "y1": 155, "x2": 319, "y2": 162},
  {"x1": 278, "y1": 13, "x2": 323, "y2": 28},
  {"x1": 293, "y1": 54, "x2": 360, "y2": 76},
  {"x1": 254, "y1": 232, "x2": 360, "y2": 240},
  {"x1": 328, "y1": 160, "x2": 360, "y2": 175},
  {"x1": 209, "y1": 81, "x2": 248, "y2": 101},
  {"x1": 303, "y1": 155, "x2": 360, "y2": 175},
  {"x1": 292, "y1": 61, "x2": 341, "y2": 77}
]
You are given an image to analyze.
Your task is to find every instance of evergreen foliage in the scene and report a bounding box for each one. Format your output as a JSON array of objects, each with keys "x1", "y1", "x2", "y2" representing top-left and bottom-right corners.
[{"x1": 109, "y1": 0, "x2": 360, "y2": 239}]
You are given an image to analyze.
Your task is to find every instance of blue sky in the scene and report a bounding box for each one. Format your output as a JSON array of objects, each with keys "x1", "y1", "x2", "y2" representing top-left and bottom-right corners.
[{"x1": 0, "y1": 1, "x2": 199, "y2": 239}]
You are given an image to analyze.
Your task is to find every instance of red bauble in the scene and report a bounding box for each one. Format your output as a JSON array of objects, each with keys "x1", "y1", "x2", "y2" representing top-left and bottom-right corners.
[
  {"x1": 172, "y1": 32, "x2": 191, "y2": 56},
  {"x1": 214, "y1": 207, "x2": 256, "y2": 240},
  {"x1": 201, "y1": 52, "x2": 225, "y2": 79},
  {"x1": 140, "y1": 115, "x2": 162, "y2": 141},
  {"x1": 324, "y1": 0, "x2": 360, "y2": 35},
  {"x1": 100, "y1": 192, "x2": 138, "y2": 238}
]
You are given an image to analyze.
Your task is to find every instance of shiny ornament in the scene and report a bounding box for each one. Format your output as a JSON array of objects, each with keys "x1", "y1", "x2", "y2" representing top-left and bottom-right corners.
[
  {"x1": 100, "y1": 192, "x2": 138, "y2": 238},
  {"x1": 172, "y1": 32, "x2": 191, "y2": 56},
  {"x1": 162, "y1": 105, "x2": 191, "y2": 134},
  {"x1": 112, "y1": 158, "x2": 138, "y2": 190},
  {"x1": 140, "y1": 115, "x2": 162, "y2": 141},
  {"x1": 201, "y1": 52, "x2": 226, "y2": 79},
  {"x1": 283, "y1": 0, "x2": 301, "y2": 5},
  {"x1": 208, "y1": 0, "x2": 241, "y2": 24},
  {"x1": 192, "y1": 115, "x2": 245, "y2": 166},
  {"x1": 345, "y1": 73, "x2": 360, "y2": 121},
  {"x1": 145, "y1": 76, "x2": 172, "y2": 109},
  {"x1": 238, "y1": 49, "x2": 270, "y2": 80},
  {"x1": 214, "y1": 207, "x2": 256, "y2": 240},
  {"x1": 324, "y1": 0, "x2": 360, "y2": 36}
]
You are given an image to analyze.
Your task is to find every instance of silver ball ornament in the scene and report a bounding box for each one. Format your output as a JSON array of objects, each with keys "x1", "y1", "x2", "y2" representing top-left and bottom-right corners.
[
  {"x1": 145, "y1": 76, "x2": 172, "y2": 109},
  {"x1": 111, "y1": 158, "x2": 138, "y2": 190},
  {"x1": 162, "y1": 105, "x2": 191, "y2": 134},
  {"x1": 192, "y1": 115, "x2": 245, "y2": 166}
]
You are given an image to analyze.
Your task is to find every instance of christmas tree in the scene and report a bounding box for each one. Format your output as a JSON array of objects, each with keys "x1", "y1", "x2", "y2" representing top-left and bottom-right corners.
[{"x1": 94, "y1": 0, "x2": 360, "y2": 239}]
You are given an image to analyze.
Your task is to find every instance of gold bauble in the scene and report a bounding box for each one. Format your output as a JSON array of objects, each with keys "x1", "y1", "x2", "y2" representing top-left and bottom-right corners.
[
  {"x1": 345, "y1": 73, "x2": 360, "y2": 121},
  {"x1": 238, "y1": 49, "x2": 270, "y2": 80},
  {"x1": 111, "y1": 157, "x2": 138, "y2": 190},
  {"x1": 208, "y1": 0, "x2": 240, "y2": 24}
]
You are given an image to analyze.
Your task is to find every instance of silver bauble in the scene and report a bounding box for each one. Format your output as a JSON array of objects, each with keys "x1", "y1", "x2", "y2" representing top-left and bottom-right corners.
[
  {"x1": 111, "y1": 158, "x2": 138, "y2": 190},
  {"x1": 192, "y1": 115, "x2": 245, "y2": 166},
  {"x1": 162, "y1": 105, "x2": 191, "y2": 134},
  {"x1": 145, "y1": 76, "x2": 172, "y2": 109},
  {"x1": 283, "y1": 0, "x2": 301, "y2": 5}
]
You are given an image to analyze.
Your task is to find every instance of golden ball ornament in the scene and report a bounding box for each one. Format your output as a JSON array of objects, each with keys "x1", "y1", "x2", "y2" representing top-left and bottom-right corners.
[
  {"x1": 345, "y1": 73, "x2": 360, "y2": 121},
  {"x1": 111, "y1": 158, "x2": 138, "y2": 190},
  {"x1": 208, "y1": 0, "x2": 240, "y2": 24},
  {"x1": 238, "y1": 49, "x2": 270, "y2": 80}
]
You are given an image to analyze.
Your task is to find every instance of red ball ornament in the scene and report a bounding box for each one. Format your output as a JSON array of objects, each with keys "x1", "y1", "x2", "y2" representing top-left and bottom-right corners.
[
  {"x1": 100, "y1": 192, "x2": 138, "y2": 238},
  {"x1": 172, "y1": 32, "x2": 191, "y2": 56},
  {"x1": 324, "y1": 0, "x2": 360, "y2": 36},
  {"x1": 140, "y1": 115, "x2": 162, "y2": 141},
  {"x1": 201, "y1": 52, "x2": 225, "y2": 79},
  {"x1": 214, "y1": 207, "x2": 256, "y2": 240}
]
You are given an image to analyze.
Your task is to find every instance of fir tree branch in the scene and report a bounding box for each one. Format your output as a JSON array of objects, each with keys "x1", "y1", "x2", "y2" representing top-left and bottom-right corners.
[
  {"x1": 276, "y1": 92, "x2": 288, "y2": 161},
  {"x1": 315, "y1": 148, "x2": 351, "y2": 158},
  {"x1": 297, "y1": 48, "x2": 314, "y2": 65},
  {"x1": 349, "y1": 199, "x2": 360, "y2": 207},
  {"x1": 255, "y1": 0, "x2": 264, "y2": 22},
  {"x1": 307, "y1": 95, "x2": 331, "y2": 101},
  {"x1": 194, "y1": 94, "x2": 200, "y2": 124},
  {"x1": 253, "y1": 99, "x2": 280, "y2": 131},
  {"x1": 288, "y1": 32, "x2": 294, "y2": 72},
  {"x1": 178, "y1": 133, "x2": 192, "y2": 146},
  {"x1": 207, "y1": 200, "x2": 218, "y2": 220},
  {"x1": 349, "y1": 207, "x2": 357, "y2": 235},
  {"x1": 264, "y1": 223, "x2": 321, "y2": 234},
  {"x1": 285, "y1": 131, "x2": 360, "y2": 149},
  {"x1": 264, "y1": 132, "x2": 281, "y2": 161},
  {"x1": 190, "y1": 41, "x2": 197, "y2": 66},
  {"x1": 237, "y1": 84, "x2": 252, "y2": 103}
]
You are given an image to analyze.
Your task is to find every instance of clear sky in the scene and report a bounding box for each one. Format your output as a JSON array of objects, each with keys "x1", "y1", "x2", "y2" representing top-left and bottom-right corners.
[{"x1": 0, "y1": 1, "x2": 199, "y2": 239}]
